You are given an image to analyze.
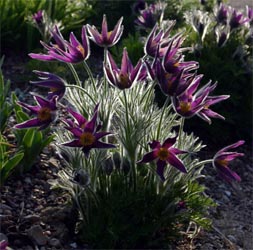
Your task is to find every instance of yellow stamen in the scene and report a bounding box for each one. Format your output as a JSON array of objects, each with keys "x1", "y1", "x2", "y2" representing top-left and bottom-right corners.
[
  {"x1": 173, "y1": 62, "x2": 179, "y2": 67},
  {"x1": 179, "y1": 101, "x2": 191, "y2": 114},
  {"x1": 118, "y1": 72, "x2": 129, "y2": 88},
  {"x1": 107, "y1": 31, "x2": 112, "y2": 39},
  {"x1": 157, "y1": 147, "x2": 169, "y2": 161},
  {"x1": 50, "y1": 87, "x2": 59, "y2": 93},
  {"x1": 38, "y1": 107, "x2": 52, "y2": 121},
  {"x1": 77, "y1": 45, "x2": 85, "y2": 57},
  {"x1": 80, "y1": 132, "x2": 95, "y2": 146},
  {"x1": 216, "y1": 159, "x2": 228, "y2": 166}
]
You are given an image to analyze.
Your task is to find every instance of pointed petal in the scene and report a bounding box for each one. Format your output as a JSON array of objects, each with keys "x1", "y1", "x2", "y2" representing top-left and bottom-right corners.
[
  {"x1": 101, "y1": 14, "x2": 108, "y2": 41},
  {"x1": 15, "y1": 118, "x2": 42, "y2": 129},
  {"x1": 93, "y1": 140, "x2": 116, "y2": 149},
  {"x1": 61, "y1": 139, "x2": 82, "y2": 147},
  {"x1": 149, "y1": 140, "x2": 161, "y2": 149},
  {"x1": 162, "y1": 136, "x2": 177, "y2": 148},
  {"x1": 156, "y1": 160, "x2": 166, "y2": 181},
  {"x1": 138, "y1": 151, "x2": 157, "y2": 163},
  {"x1": 167, "y1": 153, "x2": 187, "y2": 173}
]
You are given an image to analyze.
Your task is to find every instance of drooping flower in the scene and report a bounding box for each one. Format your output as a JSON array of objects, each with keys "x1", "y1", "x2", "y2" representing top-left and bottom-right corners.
[
  {"x1": 171, "y1": 75, "x2": 213, "y2": 118},
  {"x1": 137, "y1": 136, "x2": 187, "y2": 181},
  {"x1": 14, "y1": 95, "x2": 58, "y2": 130},
  {"x1": 62, "y1": 105, "x2": 115, "y2": 156},
  {"x1": 32, "y1": 10, "x2": 44, "y2": 25},
  {"x1": 215, "y1": 26, "x2": 230, "y2": 47},
  {"x1": 104, "y1": 48, "x2": 145, "y2": 89},
  {"x1": 30, "y1": 71, "x2": 66, "y2": 100},
  {"x1": 197, "y1": 94, "x2": 230, "y2": 124},
  {"x1": 162, "y1": 37, "x2": 198, "y2": 75},
  {"x1": 229, "y1": 8, "x2": 249, "y2": 30},
  {"x1": 144, "y1": 22, "x2": 176, "y2": 57},
  {"x1": 29, "y1": 25, "x2": 90, "y2": 63},
  {"x1": 87, "y1": 15, "x2": 123, "y2": 48},
  {"x1": 156, "y1": 59, "x2": 197, "y2": 97},
  {"x1": 213, "y1": 140, "x2": 245, "y2": 182}
]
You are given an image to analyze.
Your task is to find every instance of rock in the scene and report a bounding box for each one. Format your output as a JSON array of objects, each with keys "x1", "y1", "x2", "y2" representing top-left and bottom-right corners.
[
  {"x1": 224, "y1": 190, "x2": 231, "y2": 197},
  {"x1": 69, "y1": 242, "x2": 77, "y2": 248},
  {"x1": 48, "y1": 158, "x2": 58, "y2": 168},
  {"x1": 49, "y1": 238, "x2": 61, "y2": 247},
  {"x1": 24, "y1": 177, "x2": 32, "y2": 185},
  {"x1": 27, "y1": 225, "x2": 48, "y2": 246},
  {"x1": 23, "y1": 215, "x2": 41, "y2": 224},
  {"x1": 0, "y1": 233, "x2": 8, "y2": 243}
]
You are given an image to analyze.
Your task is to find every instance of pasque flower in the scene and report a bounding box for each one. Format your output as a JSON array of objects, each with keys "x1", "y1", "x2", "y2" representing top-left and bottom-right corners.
[
  {"x1": 213, "y1": 140, "x2": 244, "y2": 182},
  {"x1": 32, "y1": 10, "x2": 43, "y2": 25},
  {"x1": 87, "y1": 15, "x2": 123, "y2": 47},
  {"x1": 31, "y1": 71, "x2": 66, "y2": 100},
  {"x1": 138, "y1": 136, "x2": 187, "y2": 181},
  {"x1": 29, "y1": 25, "x2": 90, "y2": 63},
  {"x1": 215, "y1": 4, "x2": 229, "y2": 25},
  {"x1": 62, "y1": 105, "x2": 115, "y2": 156},
  {"x1": 156, "y1": 59, "x2": 197, "y2": 97},
  {"x1": 171, "y1": 75, "x2": 214, "y2": 118},
  {"x1": 14, "y1": 95, "x2": 58, "y2": 130},
  {"x1": 229, "y1": 8, "x2": 249, "y2": 30},
  {"x1": 144, "y1": 22, "x2": 176, "y2": 57},
  {"x1": 104, "y1": 48, "x2": 145, "y2": 89}
]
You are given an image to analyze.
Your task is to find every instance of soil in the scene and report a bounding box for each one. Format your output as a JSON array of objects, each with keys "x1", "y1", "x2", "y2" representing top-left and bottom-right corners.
[{"x1": 0, "y1": 51, "x2": 252, "y2": 250}]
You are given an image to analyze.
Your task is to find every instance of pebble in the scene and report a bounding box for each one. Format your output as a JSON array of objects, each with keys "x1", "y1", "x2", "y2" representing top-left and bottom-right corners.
[
  {"x1": 227, "y1": 234, "x2": 237, "y2": 243},
  {"x1": 49, "y1": 238, "x2": 61, "y2": 247},
  {"x1": 27, "y1": 225, "x2": 48, "y2": 246},
  {"x1": 69, "y1": 242, "x2": 77, "y2": 248},
  {"x1": 0, "y1": 233, "x2": 8, "y2": 243},
  {"x1": 224, "y1": 190, "x2": 231, "y2": 197}
]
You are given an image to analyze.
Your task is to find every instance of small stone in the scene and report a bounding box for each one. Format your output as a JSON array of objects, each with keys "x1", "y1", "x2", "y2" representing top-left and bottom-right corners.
[
  {"x1": 69, "y1": 242, "x2": 77, "y2": 248},
  {"x1": 24, "y1": 177, "x2": 32, "y2": 185},
  {"x1": 224, "y1": 190, "x2": 231, "y2": 197},
  {"x1": 49, "y1": 238, "x2": 61, "y2": 247},
  {"x1": 0, "y1": 233, "x2": 8, "y2": 243},
  {"x1": 27, "y1": 225, "x2": 48, "y2": 246},
  {"x1": 227, "y1": 234, "x2": 237, "y2": 243},
  {"x1": 48, "y1": 158, "x2": 58, "y2": 168}
]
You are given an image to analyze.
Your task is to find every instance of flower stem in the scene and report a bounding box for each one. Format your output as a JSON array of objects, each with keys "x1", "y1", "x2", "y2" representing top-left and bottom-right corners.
[
  {"x1": 67, "y1": 63, "x2": 81, "y2": 86},
  {"x1": 156, "y1": 96, "x2": 169, "y2": 140},
  {"x1": 65, "y1": 85, "x2": 96, "y2": 105},
  {"x1": 83, "y1": 61, "x2": 96, "y2": 91},
  {"x1": 178, "y1": 117, "x2": 185, "y2": 149}
]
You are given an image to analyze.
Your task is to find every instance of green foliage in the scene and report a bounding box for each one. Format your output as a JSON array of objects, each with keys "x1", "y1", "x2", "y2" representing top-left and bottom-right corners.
[
  {"x1": 182, "y1": 6, "x2": 252, "y2": 144},
  {"x1": 55, "y1": 80, "x2": 215, "y2": 248},
  {"x1": 0, "y1": 133, "x2": 24, "y2": 186},
  {"x1": 0, "y1": 0, "x2": 93, "y2": 52},
  {"x1": 0, "y1": 57, "x2": 12, "y2": 132},
  {"x1": 11, "y1": 93, "x2": 54, "y2": 172}
]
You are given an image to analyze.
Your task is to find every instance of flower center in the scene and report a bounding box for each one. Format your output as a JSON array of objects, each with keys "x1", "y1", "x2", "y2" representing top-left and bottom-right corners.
[
  {"x1": 157, "y1": 147, "x2": 169, "y2": 161},
  {"x1": 77, "y1": 45, "x2": 85, "y2": 57},
  {"x1": 38, "y1": 107, "x2": 52, "y2": 121},
  {"x1": 107, "y1": 31, "x2": 112, "y2": 39},
  {"x1": 118, "y1": 72, "x2": 130, "y2": 88},
  {"x1": 50, "y1": 87, "x2": 59, "y2": 93},
  {"x1": 179, "y1": 101, "x2": 191, "y2": 114},
  {"x1": 216, "y1": 159, "x2": 228, "y2": 167},
  {"x1": 80, "y1": 132, "x2": 95, "y2": 146}
]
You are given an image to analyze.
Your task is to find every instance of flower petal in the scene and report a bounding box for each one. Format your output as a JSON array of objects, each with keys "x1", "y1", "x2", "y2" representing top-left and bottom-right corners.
[{"x1": 167, "y1": 152, "x2": 187, "y2": 173}]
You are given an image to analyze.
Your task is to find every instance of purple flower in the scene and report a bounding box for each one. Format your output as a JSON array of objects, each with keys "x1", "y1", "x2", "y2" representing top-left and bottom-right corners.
[
  {"x1": 137, "y1": 136, "x2": 187, "y2": 181},
  {"x1": 156, "y1": 59, "x2": 197, "y2": 97},
  {"x1": 197, "y1": 94, "x2": 230, "y2": 124},
  {"x1": 32, "y1": 10, "x2": 43, "y2": 25},
  {"x1": 62, "y1": 104, "x2": 115, "y2": 156},
  {"x1": 215, "y1": 4, "x2": 229, "y2": 25},
  {"x1": 213, "y1": 140, "x2": 245, "y2": 182},
  {"x1": 171, "y1": 75, "x2": 213, "y2": 118},
  {"x1": 14, "y1": 95, "x2": 58, "y2": 130},
  {"x1": 104, "y1": 48, "x2": 145, "y2": 89},
  {"x1": 29, "y1": 25, "x2": 90, "y2": 63},
  {"x1": 135, "y1": 2, "x2": 166, "y2": 29},
  {"x1": 30, "y1": 71, "x2": 66, "y2": 100},
  {"x1": 87, "y1": 15, "x2": 123, "y2": 48},
  {"x1": 229, "y1": 9, "x2": 249, "y2": 30},
  {"x1": 162, "y1": 37, "x2": 198, "y2": 75},
  {"x1": 144, "y1": 22, "x2": 176, "y2": 57},
  {"x1": 0, "y1": 240, "x2": 8, "y2": 250},
  {"x1": 132, "y1": 0, "x2": 146, "y2": 14},
  {"x1": 215, "y1": 27, "x2": 230, "y2": 47}
]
